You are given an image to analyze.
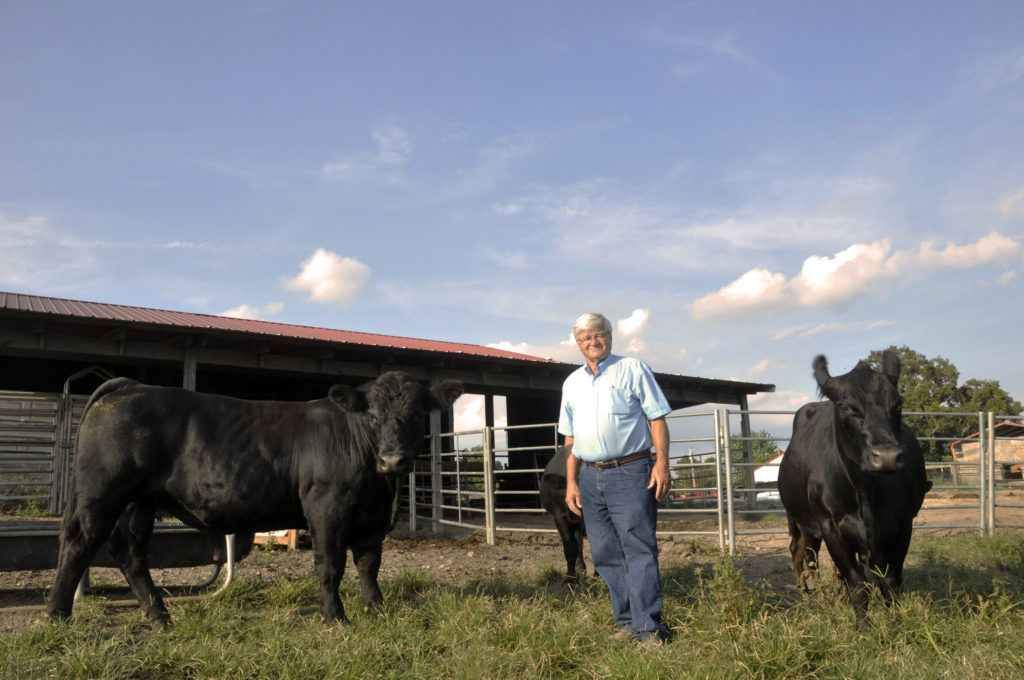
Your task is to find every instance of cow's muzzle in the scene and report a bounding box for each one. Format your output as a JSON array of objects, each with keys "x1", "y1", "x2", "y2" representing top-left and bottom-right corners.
[
  {"x1": 377, "y1": 452, "x2": 411, "y2": 475},
  {"x1": 866, "y1": 445, "x2": 903, "y2": 472}
]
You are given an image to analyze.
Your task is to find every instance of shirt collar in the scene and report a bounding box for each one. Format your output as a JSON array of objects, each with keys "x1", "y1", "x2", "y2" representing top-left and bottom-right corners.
[{"x1": 585, "y1": 353, "x2": 620, "y2": 377}]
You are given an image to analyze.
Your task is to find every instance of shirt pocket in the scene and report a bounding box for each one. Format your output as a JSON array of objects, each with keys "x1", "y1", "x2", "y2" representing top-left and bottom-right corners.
[{"x1": 607, "y1": 387, "x2": 633, "y2": 415}]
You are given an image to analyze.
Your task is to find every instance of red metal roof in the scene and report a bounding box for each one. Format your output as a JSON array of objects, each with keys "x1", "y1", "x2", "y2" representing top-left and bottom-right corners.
[{"x1": 0, "y1": 291, "x2": 554, "y2": 364}]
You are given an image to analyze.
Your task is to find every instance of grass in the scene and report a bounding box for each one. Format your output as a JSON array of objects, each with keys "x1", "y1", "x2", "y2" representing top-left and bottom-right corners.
[{"x1": 3, "y1": 532, "x2": 1024, "y2": 679}]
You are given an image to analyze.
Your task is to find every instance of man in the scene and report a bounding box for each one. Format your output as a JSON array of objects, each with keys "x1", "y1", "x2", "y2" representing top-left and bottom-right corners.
[{"x1": 559, "y1": 312, "x2": 672, "y2": 643}]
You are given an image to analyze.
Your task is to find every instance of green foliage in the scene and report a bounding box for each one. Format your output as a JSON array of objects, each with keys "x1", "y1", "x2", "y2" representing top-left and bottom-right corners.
[
  {"x1": 729, "y1": 428, "x2": 783, "y2": 463},
  {"x1": 867, "y1": 345, "x2": 1022, "y2": 461},
  {"x1": 7, "y1": 533, "x2": 1024, "y2": 679}
]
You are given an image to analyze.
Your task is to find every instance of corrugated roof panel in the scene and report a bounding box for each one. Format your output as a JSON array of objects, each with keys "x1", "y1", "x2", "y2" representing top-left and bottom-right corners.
[{"x1": 0, "y1": 291, "x2": 552, "y2": 363}]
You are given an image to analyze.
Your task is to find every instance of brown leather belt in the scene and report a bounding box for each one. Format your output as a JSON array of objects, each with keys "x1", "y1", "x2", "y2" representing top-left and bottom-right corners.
[{"x1": 584, "y1": 450, "x2": 653, "y2": 470}]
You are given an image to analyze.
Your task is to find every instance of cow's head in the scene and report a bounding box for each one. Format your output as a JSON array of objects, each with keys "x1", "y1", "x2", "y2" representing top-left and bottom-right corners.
[
  {"x1": 814, "y1": 350, "x2": 905, "y2": 472},
  {"x1": 329, "y1": 372, "x2": 464, "y2": 475}
]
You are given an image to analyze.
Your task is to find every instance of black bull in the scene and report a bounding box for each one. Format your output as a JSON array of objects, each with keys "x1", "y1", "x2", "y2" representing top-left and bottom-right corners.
[
  {"x1": 778, "y1": 350, "x2": 931, "y2": 625},
  {"x1": 539, "y1": 446, "x2": 586, "y2": 579},
  {"x1": 48, "y1": 372, "x2": 462, "y2": 624}
]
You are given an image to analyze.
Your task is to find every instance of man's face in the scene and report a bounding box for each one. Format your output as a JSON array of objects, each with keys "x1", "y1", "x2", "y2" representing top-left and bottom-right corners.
[{"x1": 576, "y1": 327, "x2": 612, "y2": 366}]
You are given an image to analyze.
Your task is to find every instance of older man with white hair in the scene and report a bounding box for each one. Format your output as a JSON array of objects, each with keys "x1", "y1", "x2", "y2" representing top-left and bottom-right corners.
[{"x1": 559, "y1": 312, "x2": 672, "y2": 644}]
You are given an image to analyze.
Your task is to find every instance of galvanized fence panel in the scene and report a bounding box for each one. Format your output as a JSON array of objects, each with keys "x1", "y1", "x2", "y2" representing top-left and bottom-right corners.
[
  {"x1": 0, "y1": 392, "x2": 60, "y2": 512},
  {"x1": 408, "y1": 408, "x2": 1015, "y2": 552}
]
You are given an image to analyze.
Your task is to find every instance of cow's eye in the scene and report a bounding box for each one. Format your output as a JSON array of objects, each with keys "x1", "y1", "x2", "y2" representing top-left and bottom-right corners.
[{"x1": 839, "y1": 402, "x2": 862, "y2": 418}]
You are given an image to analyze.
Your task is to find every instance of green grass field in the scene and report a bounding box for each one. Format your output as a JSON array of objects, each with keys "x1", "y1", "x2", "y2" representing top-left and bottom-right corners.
[{"x1": 3, "y1": 532, "x2": 1024, "y2": 679}]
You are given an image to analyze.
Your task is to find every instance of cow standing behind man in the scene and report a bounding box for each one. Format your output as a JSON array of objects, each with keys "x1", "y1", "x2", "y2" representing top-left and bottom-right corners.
[
  {"x1": 48, "y1": 372, "x2": 462, "y2": 625},
  {"x1": 539, "y1": 446, "x2": 587, "y2": 580},
  {"x1": 778, "y1": 350, "x2": 931, "y2": 626}
]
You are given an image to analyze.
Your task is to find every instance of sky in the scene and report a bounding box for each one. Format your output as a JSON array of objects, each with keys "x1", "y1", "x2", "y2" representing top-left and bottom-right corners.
[{"x1": 2, "y1": 2, "x2": 1023, "y2": 439}]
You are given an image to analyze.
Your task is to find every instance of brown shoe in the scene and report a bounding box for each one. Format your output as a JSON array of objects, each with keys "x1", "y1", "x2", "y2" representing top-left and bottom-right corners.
[{"x1": 608, "y1": 628, "x2": 633, "y2": 642}]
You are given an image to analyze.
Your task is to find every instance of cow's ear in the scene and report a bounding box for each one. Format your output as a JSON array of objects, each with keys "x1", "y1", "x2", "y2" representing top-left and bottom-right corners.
[
  {"x1": 881, "y1": 350, "x2": 901, "y2": 387},
  {"x1": 812, "y1": 355, "x2": 836, "y2": 399},
  {"x1": 429, "y1": 380, "x2": 464, "y2": 410},
  {"x1": 328, "y1": 384, "x2": 369, "y2": 412}
]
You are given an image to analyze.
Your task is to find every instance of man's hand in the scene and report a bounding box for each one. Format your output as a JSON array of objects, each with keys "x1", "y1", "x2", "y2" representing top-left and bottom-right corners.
[
  {"x1": 647, "y1": 417, "x2": 671, "y2": 501},
  {"x1": 564, "y1": 437, "x2": 583, "y2": 515},
  {"x1": 566, "y1": 481, "x2": 583, "y2": 516},
  {"x1": 647, "y1": 457, "x2": 671, "y2": 501}
]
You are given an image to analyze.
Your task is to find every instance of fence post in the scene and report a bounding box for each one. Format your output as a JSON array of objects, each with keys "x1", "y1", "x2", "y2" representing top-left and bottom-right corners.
[
  {"x1": 987, "y1": 411, "x2": 996, "y2": 536},
  {"x1": 483, "y1": 426, "x2": 496, "y2": 546},
  {"x1": 721, "y1": 410, "x2": 736, "y2": 556},
  {"x1": 978, "y1": 412, "x2": 986, "y2": 536},
  {"x1": 407, "y1": 469, "x2": 417, "y2": 532},
  {"x1": 712, "y1": 410, "x2": 725, "y2": 552}
]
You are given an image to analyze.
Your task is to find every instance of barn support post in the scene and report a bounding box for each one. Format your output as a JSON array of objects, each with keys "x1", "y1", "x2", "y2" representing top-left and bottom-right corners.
[
  {"x1": 429, "y1": 408, "x2": 443, "y2": 536},
  {"x1": 483, "y1": 426, "x2": 496, "y2": 546},
  {"x1": 182, "y1": 345, "x2": 198, "y2": 391}
]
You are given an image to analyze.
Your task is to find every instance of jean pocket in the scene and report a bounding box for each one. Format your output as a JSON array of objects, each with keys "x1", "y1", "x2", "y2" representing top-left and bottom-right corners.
[{"x1": 618, "y1": 458, "x2": 652, "y2": 479}]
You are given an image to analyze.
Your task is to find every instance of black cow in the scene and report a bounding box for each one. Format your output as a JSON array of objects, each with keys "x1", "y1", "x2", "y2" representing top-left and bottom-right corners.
[
  {"x1": 539, "y1": 446, "x2": 586, "y2": 580},
  {"x1": 48, "y1": 372, "x2": 462, "y2": 625},
  {"x1": 778, "y1": 350, "x2": 931, "y2": 626}
]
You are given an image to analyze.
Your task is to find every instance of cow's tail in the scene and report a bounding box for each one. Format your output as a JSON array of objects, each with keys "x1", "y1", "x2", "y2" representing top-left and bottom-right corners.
[{"x1": 81, "y1": 377, "x2": 139, "y2": 417}]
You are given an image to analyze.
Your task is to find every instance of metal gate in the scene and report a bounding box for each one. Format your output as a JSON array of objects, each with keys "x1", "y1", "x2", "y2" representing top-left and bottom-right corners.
[{"x1": 408, "y1": 409, "x2": 1024, "y2": 553}]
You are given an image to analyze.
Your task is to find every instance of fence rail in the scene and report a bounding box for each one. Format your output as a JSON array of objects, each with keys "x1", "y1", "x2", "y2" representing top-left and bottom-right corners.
[
  {"x1": 3, "y1": 388, "x2": 1022, "y2": 556},
  {"x1": 408, "y1": 409, "x2": 1024, "y2": 554}
]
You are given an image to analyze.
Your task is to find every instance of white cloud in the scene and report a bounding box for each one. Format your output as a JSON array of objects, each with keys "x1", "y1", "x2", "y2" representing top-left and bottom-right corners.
[
  {"x1": 772, "y1": 319, "x2": 896, "y2": 341},
  {"x1": 219, "y1": 301, "x2": 284, "y2": 320},
  {"x1": 692, "y1": 268, "x2": 790, "y2": 320},
  {"x1": 487, "y1": 339, "x2": 578, "y2": 363},
  {"x1": 913, "y1": 232, "x2": 1022, "y2": 268},
  {"x1": 322, "y1": 123, "x2": 412, "y2": 183},
  {"x1": 791, "y1": 241, "x2": 893, "y2": 308},
  {"x1": 283, "y1": 248, "x2": 371, "y2": 305},
  {"x1": 617, "y1": 308, "x2": 650, "y2": 336},
  {"x1": 693, "y1": 233, "x2": 1021, "y2": 321},
  {"x1": 1000, "y1": 187, "x2": 1024, "y2": 221}
]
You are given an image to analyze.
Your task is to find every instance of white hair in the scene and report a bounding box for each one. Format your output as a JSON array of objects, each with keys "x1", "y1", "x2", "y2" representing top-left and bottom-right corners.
[{"x1": 572, "y1": 312, "x2": 612, "y2": 340}]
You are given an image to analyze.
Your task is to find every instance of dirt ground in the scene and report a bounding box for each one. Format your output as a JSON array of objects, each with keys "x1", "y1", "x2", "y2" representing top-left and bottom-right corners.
[{"x1": 1, "y1": 490, "x2": 1017, "y2": 632}]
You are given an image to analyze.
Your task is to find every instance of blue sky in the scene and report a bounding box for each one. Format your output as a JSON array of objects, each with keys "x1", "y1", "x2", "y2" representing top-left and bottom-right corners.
[{"x1": 2, "y1": 2, "x2": 1023, "y2": 435}]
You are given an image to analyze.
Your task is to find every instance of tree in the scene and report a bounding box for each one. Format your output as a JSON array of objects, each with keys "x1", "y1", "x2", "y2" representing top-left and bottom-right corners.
[
  {"x1": 866, "y1": 345, "x2": 1022, "y2": 461},
  {"x1": 729, "y1": 428, "x2": 783, "y2": 463}
]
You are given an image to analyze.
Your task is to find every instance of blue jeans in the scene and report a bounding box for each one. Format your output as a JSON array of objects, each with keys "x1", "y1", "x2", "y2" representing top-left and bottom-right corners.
[{"x1": 579, "y1": 455, "x2": 667, "y2": 640}]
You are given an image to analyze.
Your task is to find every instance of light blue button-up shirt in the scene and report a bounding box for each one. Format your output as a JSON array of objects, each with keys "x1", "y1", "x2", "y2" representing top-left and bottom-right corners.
[{"x1": 558, "y1": 354, "x2": 671, "y2": 463}]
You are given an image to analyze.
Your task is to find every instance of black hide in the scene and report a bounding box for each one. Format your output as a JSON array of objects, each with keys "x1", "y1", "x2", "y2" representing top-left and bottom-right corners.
[
  {"x1": 48, "y1": 371, "x2": 462, "y2": 625},
  {"x1": 539, "y1": 446, "x2": 587, "y2": 579},
  {"x1": 778, "y1": 350, "x2": 931, "y2": 626}
]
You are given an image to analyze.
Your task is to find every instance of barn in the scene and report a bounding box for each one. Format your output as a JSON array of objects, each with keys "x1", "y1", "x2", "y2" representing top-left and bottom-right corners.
[
  {"x1": 951, "y1": 422, "x2": 1024, "y2": 482},
  {"x1": 0, "y1": 290, "x2": 775, "y2": 518}
]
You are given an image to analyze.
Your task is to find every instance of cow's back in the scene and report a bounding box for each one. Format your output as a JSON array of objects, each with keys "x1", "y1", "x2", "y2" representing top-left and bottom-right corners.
[{"x1": 73, "y1": 382, "x2": 362, "y2": 532}]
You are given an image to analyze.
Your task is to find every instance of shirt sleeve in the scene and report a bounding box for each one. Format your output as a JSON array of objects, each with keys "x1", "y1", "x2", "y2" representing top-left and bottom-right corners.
[
  {"x1": 635, "y1": 361, "x2": 672, "y2": 421},
  {"x1": 557, "y1": 385, "x2": 574, "y2": 437}
]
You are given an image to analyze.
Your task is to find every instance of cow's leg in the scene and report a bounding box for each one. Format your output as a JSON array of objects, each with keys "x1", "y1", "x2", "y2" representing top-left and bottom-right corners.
[
  {"x1": 108, "y1": 500, "x2": 169, "y2": 625},
  {"x1": 572, "y1": 523, "x2": 587, "y2": 578},
  {"x1": 308, "y1": 521, "x2": 348, "y2": 622},
  {"x1": 788, "y1": 519, "x2": 821, "y2": 591},
  {"x1": 874, "y1": 520, "x2": 913, "y2": 605},
  {"x1": 48, "y1": 494, "x2": 125, "y2": 619},
  {"x1": 350, "y1": 542, "x2": 384, "y2": 615},
  {"x1": 822, "y1": 518, "x2": 871, "y2": 627},
  {"x1": 552, "y1": 512, "x2": 582, "y2": 580}
]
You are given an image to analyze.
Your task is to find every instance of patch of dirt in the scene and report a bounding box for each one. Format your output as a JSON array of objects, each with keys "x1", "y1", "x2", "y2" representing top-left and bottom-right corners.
[
  {"x1": 2, "y1": 490, "x2": 1013, "y2": 631},
  {"x1": 0, "y1": 522, "x2": 795, "y2": 631}
]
